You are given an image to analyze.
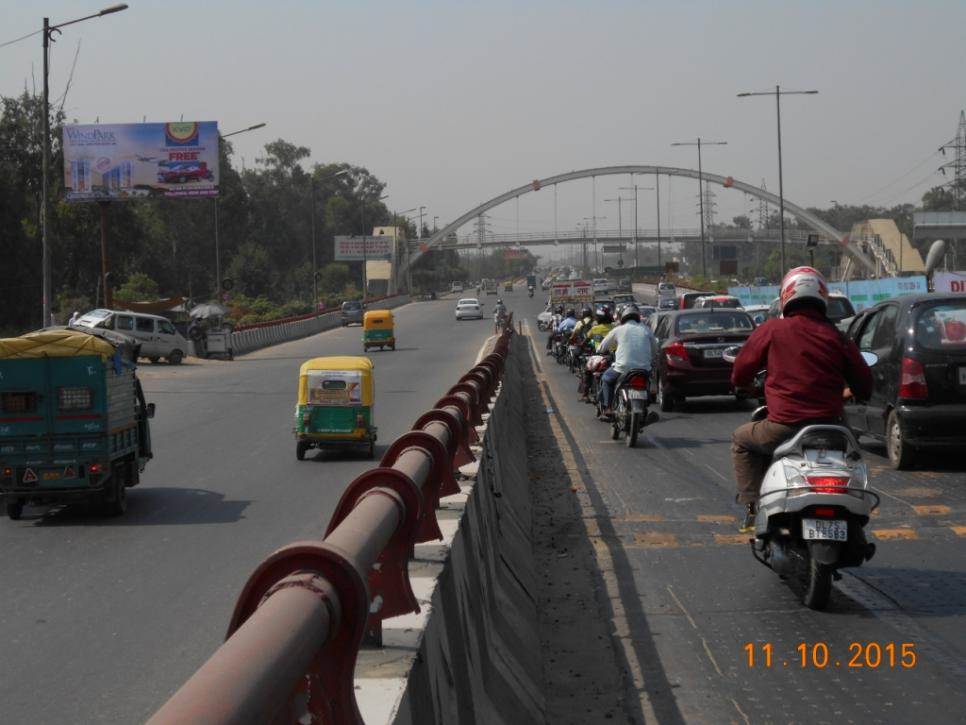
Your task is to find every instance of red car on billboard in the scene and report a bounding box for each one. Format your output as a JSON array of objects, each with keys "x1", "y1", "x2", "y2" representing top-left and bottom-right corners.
[{"x1": 157, "y1": 161, "x2": 213, "y2": 184}]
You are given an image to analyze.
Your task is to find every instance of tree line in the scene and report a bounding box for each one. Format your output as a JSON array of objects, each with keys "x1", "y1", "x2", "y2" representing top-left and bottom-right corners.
[{"x1": 0, "y1": 91, "x2": 462, "y2": 335}]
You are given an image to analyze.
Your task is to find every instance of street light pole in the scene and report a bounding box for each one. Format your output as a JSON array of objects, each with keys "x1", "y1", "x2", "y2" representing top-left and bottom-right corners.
[
  {"x1": 604, "y1": 197, "x2": 633, "y2": 269},
  {"x1": 737, "y1": 85, "x2": 818, "y2": 272},
  {"x1": 672, "y1": 138, "x2": 727, "y2": 279},
  {"x1": 38, "y1": 3, "x2": 128, "y2": 325},
  {"x1": 621, "y1": 184, "x2": 654, "y2": 270}
]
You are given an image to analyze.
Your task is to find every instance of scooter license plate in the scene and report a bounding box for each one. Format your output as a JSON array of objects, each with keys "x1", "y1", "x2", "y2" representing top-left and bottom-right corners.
[
  {"x1": 802, "y1": 518, "x2": 848, "y2": 541},
  {"x1": 626, "y1": 390, "x2": 648, "y2": 400}
]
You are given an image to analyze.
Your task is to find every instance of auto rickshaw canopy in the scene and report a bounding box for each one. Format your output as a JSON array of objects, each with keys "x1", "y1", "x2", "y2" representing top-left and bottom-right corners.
[
  {"x1": 297, "y1": 356, "x2": 374, "y2": 407},
  {"x1": 363, "y1": 309, "x2": 393, "y2": 329}
]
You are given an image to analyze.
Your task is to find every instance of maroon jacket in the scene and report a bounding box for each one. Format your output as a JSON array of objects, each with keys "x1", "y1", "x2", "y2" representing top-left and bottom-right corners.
[{"x1": 732, "y1": 307, "x2": 873, "y2": 425}]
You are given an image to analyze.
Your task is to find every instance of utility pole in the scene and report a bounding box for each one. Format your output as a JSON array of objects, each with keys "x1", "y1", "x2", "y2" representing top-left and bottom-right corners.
[
  {"x1": 621, "y1": 183, "x2": 654, "y2": 270},
  {"x1": 738, "y1": 85, "x2": 819, "y2": 272},
  {"x1": 938, "y1": 110, "x2": 966, "y2": 210},
  {"x1": 672, "y1": 137, "x2": 727, "y2": 278}
]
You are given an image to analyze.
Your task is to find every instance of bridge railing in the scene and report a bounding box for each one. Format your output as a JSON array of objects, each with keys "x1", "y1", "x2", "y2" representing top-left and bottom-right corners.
[
  {"x1": 148, "y1": 319, "x2": 514, "y2": 725},
  {"x1": 443, "y1": 227, "x2": 831, "y2": 247}
]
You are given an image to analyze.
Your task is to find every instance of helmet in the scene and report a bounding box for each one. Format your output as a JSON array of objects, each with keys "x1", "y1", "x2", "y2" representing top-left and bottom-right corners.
[
  {"x1": 497, "y1": 298, "x2": 503, "y2": 304},
  {"x1": 595, "y1": 307, "x2": 611, "y2": 324},
  {"x1": 620, "y1": 304, "x2": 641, "y2": 324},
  {"x1": 581, "y1": 306, "x2": 593, "y2": 319},
  {"x1": 555, "y1": 304, "x2": 564, "y2": 314},
  {"x1": 780, "y1": 266, "x2": 828, "y2": 314},
  {"x1": 565, "y1": 308, "x2": 576, "y2": 318}
]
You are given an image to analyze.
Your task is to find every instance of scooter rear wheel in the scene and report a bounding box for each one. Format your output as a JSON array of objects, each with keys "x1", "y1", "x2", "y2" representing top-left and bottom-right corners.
[
  {"x1": 626, "y1": 411, "x2": 641, "y2": 448},
  {"x1": 802, "y1": 557, "x2": 833, "y2": 610}
]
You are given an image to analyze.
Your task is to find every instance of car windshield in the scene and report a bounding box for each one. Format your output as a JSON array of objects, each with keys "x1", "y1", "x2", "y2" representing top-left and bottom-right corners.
[
  {"x1": 827, "y1": 297, "x2": 854, "y2": 320},
  {"x1": 676, "y1": 312, "x2": 754, "y2": 335},
  {"x1": 700, "y1": 297, "x2": 741, "y2": 308},
  {"x1": 914, "y1": 301, "x2": 966, "y2": 350},
  {"x1": 343, "y1": 302, "x2": 361, "y2": 310},
  {"x1": 457, "y1": 299, "x2": 479, "y2": 307}
]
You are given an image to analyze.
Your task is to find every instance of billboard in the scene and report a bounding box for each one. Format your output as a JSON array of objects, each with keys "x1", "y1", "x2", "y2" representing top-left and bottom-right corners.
[
  {"x1": 550, "y1": 280, "x2": 592, "y2": 304},
  {"x1": 63, "y1": 121, "x2": 219, "y2": 201},
  {"x1": 334, "y1": 236, "x2": 394, "y2": 261},
  {"x1": 728, "y1": 275, "x2": 928, "y2": 312},
  {"x1": 934, "y1": 271, "x2": 966, "y2": 294}
]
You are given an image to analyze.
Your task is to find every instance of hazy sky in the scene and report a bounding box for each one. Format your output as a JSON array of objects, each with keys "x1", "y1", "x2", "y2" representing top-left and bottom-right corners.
[{"x1": 3, "y1": 1, "x2": 965, "y2": 242}]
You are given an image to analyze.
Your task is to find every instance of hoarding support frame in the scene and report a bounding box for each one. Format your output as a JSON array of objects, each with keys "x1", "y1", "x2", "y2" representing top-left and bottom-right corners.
[{"x1": 99, "y1": 201, "x2": 112, "y2": 309}]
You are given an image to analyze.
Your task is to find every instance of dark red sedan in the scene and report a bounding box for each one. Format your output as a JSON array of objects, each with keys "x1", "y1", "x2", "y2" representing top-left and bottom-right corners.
[{"x1": 651, "y1": 308, "x2": 756, "y2": 411}]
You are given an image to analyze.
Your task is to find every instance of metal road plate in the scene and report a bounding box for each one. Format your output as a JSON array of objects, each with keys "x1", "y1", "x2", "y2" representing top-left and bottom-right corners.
[
  {"x1": 626, "y1": 390, "x2": 648, "y2": 400},
  {"x1": 703, "y1": 348, "x2": 723, "y2": 359},
  {"x1": 959, "y1": 366, "x2": 966, "y2": 385},
  {"x1": 802, "y1": 518, "x2": 847, "y2": 541}
]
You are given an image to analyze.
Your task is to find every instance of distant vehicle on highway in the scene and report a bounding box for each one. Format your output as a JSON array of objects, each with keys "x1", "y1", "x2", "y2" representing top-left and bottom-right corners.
[
  {"x1": 694, "y1": 295, "x2": 743, "y2": 309},
  {"x1": 611, "y1": 293, "x2": 638, "y2": 307},
  {"x1": 743, "y1": 305, "x2": 769, "y2": 325},
  {"x1": 767, "y1": 292, "x2": 856, "y2": 330},
  {"x1": 451, "y1": 281, "x2": 464, "y2": 294},
  {"x1": 455, "y1": 298, "x2": 484, "y2": 320},
  {"x1": 537, "y1": 303, "x2": 554, "y2": 330},
  {"x1": 651, "y1": 308, "x2": 756, "y2": 411},
  {"x1": 843, "y1": 293, "x2": 966, "y2": 469},
  {"x1": 341, "y1": 300, "x2": 364, "y2": 326},
  {"x1": 482, "y1": 278, "x2": 498, "y2": 295},
  {"x1": 679, "y1": 291, "x2": 710, "y2": 310},
  {"x1": 657, "y1": 282, "x2": 676, "y2": 301},
  {"x1": 658, "y1": 297, "x2": 679, "y2": 310},
  {"x1": 592, "y1": 278, "x2": 610, "y2": 294},
  {"x1": 73, "y1": 308, "x2": 188, "y2": 364}
]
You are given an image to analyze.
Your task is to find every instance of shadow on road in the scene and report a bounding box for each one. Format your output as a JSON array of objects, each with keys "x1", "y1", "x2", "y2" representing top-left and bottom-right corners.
[
  {"x1": 307, "y1": 444, "x2": 388, "y2": 463},
  {"x1": 28, "y1": 487, "x2": 251, "y2": 526},
  {"x1": 861, "y1": 441, "x2": 966, "y2": 473}
]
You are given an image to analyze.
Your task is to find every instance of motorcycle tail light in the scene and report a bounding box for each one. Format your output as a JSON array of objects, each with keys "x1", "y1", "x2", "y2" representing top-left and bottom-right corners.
[
  {"x1": 665, "y1": 341, "x2": 689, "y2": 362},
  {"x1": 813, "y1": 507, "x2": 838, "y2": 518},
  {"x1": 629, "y1": 376, "x2": 648, "y2": 390},
  {"x1": 89, "y1": 463, "x2": 102, "y2": 475},
  {"x1": 899, "y1": 357, "x2": 928, "y2": 400},
  {"x1": 2, "y1": 466, "x2": 12, "y2": 478},
  {"x1": 806, "y1": 475, "x2": 850, "y2": 493}
]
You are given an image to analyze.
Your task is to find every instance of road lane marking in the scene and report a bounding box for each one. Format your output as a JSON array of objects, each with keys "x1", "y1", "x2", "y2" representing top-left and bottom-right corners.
[
  {"x1": 713, "y1": 533, "x2": 750, "y2": 545},
  {"x1": 698, "y1": 514, "x2": 735, "y2": 523},
  {"x1": 666, "y1": 585, "x2": 725, "y2": 678},
  {"x1": 895, "y1": 486, "x2": 942, "y2": 498},
  {"x1": 952, "y1": 525, "x2": 966, "y2": 537},
  {"x1": 913, "y1": 504, "x2": 951, "y2": 516},
  {"x1": 871, "y1": 527, "x2": 919, "y2": 541},
  {"x1": 633, "y1": 532, "x2": 678, "y2": 548},
  {"x1": 703, "y1": 464, "x2": 729, "y2": 482},
  {"x1": 621, "y1": 513, "x2": 665, "y2": 523}
]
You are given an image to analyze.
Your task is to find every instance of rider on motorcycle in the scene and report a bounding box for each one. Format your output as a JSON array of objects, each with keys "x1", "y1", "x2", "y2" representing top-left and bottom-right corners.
[
  {"x1": 546, "y1": 304, "x2": 566, "y2": 351},
  {"x1": 579, "y1": 307, "x2": 617, "y2": 402},
  {"x1": 493, "y1": 298, "x2": 508, "y2": 332},
  {"x1": 556, "y1": 308, "x2": 578, "y2": 337},
  {"x1": 569, "y1": 306, "x2": 595, "y2": 344},
  {"x1": 597, "y1": 304, "x2": 655, "y2": 417},
  {"x1": 731, "y1": 266, "x2": 873, "y2": 532}
]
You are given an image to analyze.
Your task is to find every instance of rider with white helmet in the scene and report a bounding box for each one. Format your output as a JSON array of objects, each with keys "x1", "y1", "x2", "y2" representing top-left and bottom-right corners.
[{"x1": 730, "y1": 267, "x2": 873, "y2": 532}]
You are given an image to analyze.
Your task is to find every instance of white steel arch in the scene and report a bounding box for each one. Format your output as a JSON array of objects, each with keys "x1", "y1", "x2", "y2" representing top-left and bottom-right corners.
[{"x1": 404, "y1": 165, "x2": 876, "y2": 275}]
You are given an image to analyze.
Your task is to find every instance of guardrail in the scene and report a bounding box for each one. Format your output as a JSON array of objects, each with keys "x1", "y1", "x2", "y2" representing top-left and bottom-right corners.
[{"x1": 149, "y1": 317, "x2": 514, "y2": 725}]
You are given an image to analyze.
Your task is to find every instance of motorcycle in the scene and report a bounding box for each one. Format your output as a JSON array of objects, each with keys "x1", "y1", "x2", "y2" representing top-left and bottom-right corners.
[
  {"x1": 528, "y1": 285, "x2": 535, "y2": 298},
  {"x1": 610, "y1": 369, "x2": 658, "y2": 448},
  {"x1": 585, "y1": 353, "x2": 612, "y2": 417},
  {"x1": 723, "y1": 346, "x2": 880, "y2": 610},
  {"x1": 553, "y1": 334, "x2": 570, "y2": 365}
]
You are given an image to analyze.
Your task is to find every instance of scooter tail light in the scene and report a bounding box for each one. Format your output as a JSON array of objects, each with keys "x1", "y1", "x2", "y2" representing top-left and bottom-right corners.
[
  {"x1": 2, "y1": 466, "x2": 12, "y2": 478},
  {"x1": 813, "y1": 507, "x2": 838, "y2": 518},
  {"x1": 899, "y1": 357, "x2": 928, "y2": 400},
  {"x1": 806, "y1": 475, "x2": 851, "y2": 493},
  {"x1": 629, "y1": 375, "x2": 648, "y2": 390},
  {"x1": 89, "y1": 463, "x2": 102, "y2": 475},
  {"x1": 665, "y1": 341, "x2": 689, "y2": 362}
]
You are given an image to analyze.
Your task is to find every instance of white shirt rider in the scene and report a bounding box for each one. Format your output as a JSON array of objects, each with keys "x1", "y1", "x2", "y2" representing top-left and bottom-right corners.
[{"x1": 599, "y1": 320, "x2": 654, "y2": 373}]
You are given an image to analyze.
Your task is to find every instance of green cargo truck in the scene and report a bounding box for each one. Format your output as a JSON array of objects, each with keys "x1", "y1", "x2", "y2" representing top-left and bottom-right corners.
[{"x1": 0, "y1": 329, "x2": 154, "y2": 520}]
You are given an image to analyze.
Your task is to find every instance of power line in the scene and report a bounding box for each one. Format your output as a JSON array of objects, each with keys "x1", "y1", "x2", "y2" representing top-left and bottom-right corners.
[
  {"x1": 855, "y1": 149, "x2": 942, "y2": 204},
  {"x1": 0, "y1": 27, "x2": 43, "y2": 50}
]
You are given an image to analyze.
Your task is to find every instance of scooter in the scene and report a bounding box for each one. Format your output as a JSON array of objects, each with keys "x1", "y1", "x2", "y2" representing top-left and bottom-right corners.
[
  {"x1": 528, "y1": 285, "x2": 535, "y2": 298},
  {"x1": 610, "y1": 369, "x2": 659, "y2": 447},
  {"x1": 723, "y1": 346, "x2": 880, "y2": 610}
]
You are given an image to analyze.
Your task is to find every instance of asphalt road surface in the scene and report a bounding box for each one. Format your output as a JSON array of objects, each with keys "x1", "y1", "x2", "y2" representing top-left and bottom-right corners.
[
  {"x1": 0, "y1": 297, "x2": 492, "y2": 724},
  {"x1": 520, "y1": 292, "x2": 966, "y2": 724}
]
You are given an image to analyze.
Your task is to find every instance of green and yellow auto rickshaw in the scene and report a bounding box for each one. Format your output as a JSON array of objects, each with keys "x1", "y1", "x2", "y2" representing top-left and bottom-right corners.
[
  {"x1": 362, "y1": 309, "x2": 395, "y2": 351},
  {"x1": 294, "y1": 356, "x2": 376, "y2": 460}
]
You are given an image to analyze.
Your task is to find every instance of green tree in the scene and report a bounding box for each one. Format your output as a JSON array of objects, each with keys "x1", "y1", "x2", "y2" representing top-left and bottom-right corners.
[{"x1": 114, "y1": 272, "x2": 161, "y2": 303}]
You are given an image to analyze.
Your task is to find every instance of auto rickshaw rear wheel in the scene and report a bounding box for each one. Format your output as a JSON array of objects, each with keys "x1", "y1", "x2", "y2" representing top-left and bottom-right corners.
[
  {"x1": 104, "y1": 465, "x2": 127, "y2": 517},
  {"x1": 367, "y1": 438, "x2": 375, "y2": 459},
  {"x1": 296, "y1": 441, "x2": 309, "y2": 461},
  {"x1": 6, "y1": 500, "x2": 24, "y2": 520}
]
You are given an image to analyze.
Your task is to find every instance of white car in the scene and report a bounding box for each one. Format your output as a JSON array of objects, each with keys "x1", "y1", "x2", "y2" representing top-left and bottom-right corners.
[
  {"x1": 537, "y1": 304, "x2": 555, "y2": 330},
  {"x1": 455, "y1": 298, "x2": 484, "y2": 320},
  {"x1": 592, "y1": 278, "x2": 610, "y2": 294},
  {"x1": 451, "y1": 281, "x2": 464, "y2": 293}
]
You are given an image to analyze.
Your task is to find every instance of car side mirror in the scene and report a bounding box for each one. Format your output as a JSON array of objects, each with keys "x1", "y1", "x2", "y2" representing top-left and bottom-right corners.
[
  {"x1": 146, "y1": 402, "x2": 156, "y2": 419},
  {"x1": 860, "y1": 351, "x2": 878, "y2": 367}
]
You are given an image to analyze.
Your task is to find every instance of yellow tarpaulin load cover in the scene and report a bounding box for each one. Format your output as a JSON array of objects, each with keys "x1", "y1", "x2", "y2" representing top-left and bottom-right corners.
[{"x1": 0, "y1": 329, "x2": 116, "y2": 360}]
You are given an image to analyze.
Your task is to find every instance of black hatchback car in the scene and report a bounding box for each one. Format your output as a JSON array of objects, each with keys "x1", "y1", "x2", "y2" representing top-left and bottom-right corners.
[
  {"x1": 845, "y1": 294, "x2": 966, "y2": 468},
  {"x1": 651, "y1": 308, "x2": 757, "y2": 411}
]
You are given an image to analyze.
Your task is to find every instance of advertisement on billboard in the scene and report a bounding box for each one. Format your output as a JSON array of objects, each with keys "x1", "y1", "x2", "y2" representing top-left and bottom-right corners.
[
  {"x1": 62, "y1": 121, "x2": 219, "y2": 201},
  {"x1": 550, "y1": 280, "x2": 593, "y2": 304},
  {"x1": 728, "y1": 275, "x2": 929, "y2": 312},
  {"x1": 934, "y1": 271, "x2": 966, "y2": 294},
  {"x1": 333, "y1": 236, "x2": 394, "y2": 261}
]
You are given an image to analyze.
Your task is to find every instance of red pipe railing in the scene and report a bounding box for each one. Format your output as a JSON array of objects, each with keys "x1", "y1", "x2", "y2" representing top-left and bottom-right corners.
[{"x1": 148, "y1": 318, "x2": 513, "y2": 725}]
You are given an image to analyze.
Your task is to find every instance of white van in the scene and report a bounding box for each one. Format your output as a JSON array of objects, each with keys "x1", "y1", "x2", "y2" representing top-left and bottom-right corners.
[{"x1": 72, "y1": 309, "x2": 189, "y2": 364}]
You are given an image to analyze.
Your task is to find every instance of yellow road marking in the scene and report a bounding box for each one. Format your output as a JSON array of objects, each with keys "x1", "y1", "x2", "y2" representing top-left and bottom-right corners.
[
  {"x1": 872, "y1": 528, "x2": 919, "y2": 541},
  {"x1": 714, "y1": 533, "x2": 751, "y2": 545},
  {"x1": 621, "y1": 513, "x2": 665, "y2": 523},
  {"x1": 634, "y1": 532, "x2": 679, "y2": 548},
  {"x1": 698, "y1": 514, "x2": 735, "y2": 523},
  {"x1": 896, "y1": 487, "x2": 942, "y2": 498},
  {"x1": 951, "y1": 525, "x2": 966, "y2": 537},
  {"x1": 913, "y1": 504, "x2": 951, "y2": 516}
]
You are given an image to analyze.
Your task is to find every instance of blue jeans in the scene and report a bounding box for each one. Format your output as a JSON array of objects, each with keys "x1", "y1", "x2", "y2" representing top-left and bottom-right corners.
[{"x1": 600, "y1": 367, "x2": 621, "y2": 409}]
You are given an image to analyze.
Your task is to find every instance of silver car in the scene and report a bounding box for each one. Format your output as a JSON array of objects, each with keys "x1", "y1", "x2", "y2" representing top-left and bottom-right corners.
[{"x1": 341, "y1": 300, "x2": 364, "y2": 326}]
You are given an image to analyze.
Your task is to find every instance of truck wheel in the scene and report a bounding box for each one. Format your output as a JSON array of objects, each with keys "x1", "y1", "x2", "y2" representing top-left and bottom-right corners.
[
  {"x1": 6, "y1": 500, "x2": 24, "y2": 520},
  {"x1": 296, "y1": 441, "x2": 309, "y2": 461},
  {"x1": 168, "y1": 350, "x2": 184, "y2": 365},
  {"x1": 105, "y1": 470, "x2": 127, "y2": 517}
]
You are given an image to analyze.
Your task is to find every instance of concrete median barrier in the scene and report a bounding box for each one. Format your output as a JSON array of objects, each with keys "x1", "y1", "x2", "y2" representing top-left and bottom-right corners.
[{"x1": 364, "y1": 334, "x2": 544, "y2": 725}]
